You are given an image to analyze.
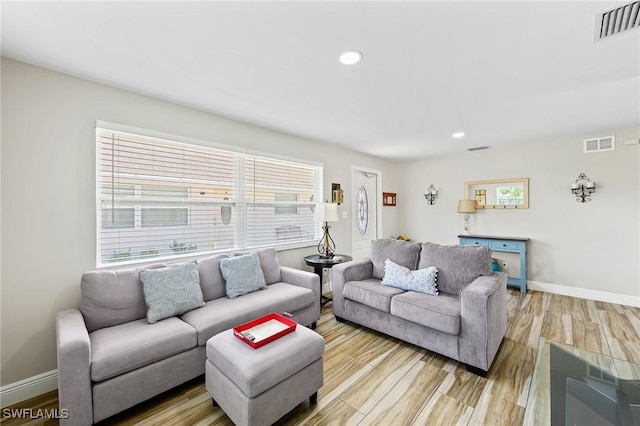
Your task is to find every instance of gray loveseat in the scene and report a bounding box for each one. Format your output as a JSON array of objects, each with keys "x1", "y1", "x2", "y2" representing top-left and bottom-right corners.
[
  {"x1": 56, "y1": 248, "x2": 320, "y2": 425},
  {"x1": 332, "y1": 239, "x2": 507, "y2": 375}
]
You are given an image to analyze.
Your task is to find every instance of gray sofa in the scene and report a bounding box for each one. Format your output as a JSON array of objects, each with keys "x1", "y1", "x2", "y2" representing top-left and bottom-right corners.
[
  {"x1": 332, "y1": 239, "x2": 507, "y2": 375},
  {"x1": 56, "y1": 248, "x2": 320, "y2": 425}
]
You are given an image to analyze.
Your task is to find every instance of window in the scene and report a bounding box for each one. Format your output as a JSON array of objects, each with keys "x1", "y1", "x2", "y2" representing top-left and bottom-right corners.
[
  {"x1": 101, "y1": 207, "x2": 135, "y2": 230},
  {"x1": 96, "y1": 125, "x2": 322, "y2": 266},
  {"x1": 274, "y1": 193, "x2": 299, "y2": 215},
  {"x1": 496, "y1": 185, "x2": 524, "y2": 206},
  {"x1": 141, "y1": 207, "x2": 189, "y2": 228},
  {"x1": 140, "y1": 185, "x2": 188, "y2": 199},
  {"x1": 356, "y1": 185, "x2": 369, "y2": 236}
]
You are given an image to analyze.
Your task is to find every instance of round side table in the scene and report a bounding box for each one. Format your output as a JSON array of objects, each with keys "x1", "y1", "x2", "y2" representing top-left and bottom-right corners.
[{"x1": 304, "y1": 254, "x2": 353, "y2": 306}]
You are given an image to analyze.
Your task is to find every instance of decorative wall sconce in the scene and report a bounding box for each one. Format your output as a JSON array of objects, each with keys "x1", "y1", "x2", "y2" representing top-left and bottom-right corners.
[
  {"x1": 571, "y1": 173, "x2": 596, "y2": 203},
  {"x1": 424, "y1": 184, "x2": 438, "y2": 205}
]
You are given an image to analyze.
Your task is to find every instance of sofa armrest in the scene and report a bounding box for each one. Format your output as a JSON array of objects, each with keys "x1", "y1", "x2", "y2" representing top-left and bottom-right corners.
[
  {"x1": 280, "y1": 266, "x2": 321, "y2": 302},
  {"x1": 57, "y1": 309, "x2": 93, "y2": 426},
  {"x1": 331, "y1": 259, "x2": 374, "y2": 318},
  {"x1": 458, "y1": 272, "x2": 508, "y2": 372}
]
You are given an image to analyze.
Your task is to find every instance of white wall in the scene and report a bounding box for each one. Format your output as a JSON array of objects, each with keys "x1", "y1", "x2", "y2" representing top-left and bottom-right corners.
[
  {"x1": 398, "y1": 133, "x2": 640, "y2": 298},
  {"x1": 0, "y1": 58, "x2": 399, "y2": 386}
]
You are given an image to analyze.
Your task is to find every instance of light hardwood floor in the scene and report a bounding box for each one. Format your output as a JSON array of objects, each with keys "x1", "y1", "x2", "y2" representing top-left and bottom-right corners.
[{"x1": 3, "y1": 289, "x2": 640, "y2": 426}]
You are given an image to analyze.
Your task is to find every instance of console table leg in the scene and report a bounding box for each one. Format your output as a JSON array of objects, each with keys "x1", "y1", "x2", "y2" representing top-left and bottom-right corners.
[{"x1": 520, "y1": 252, "x2": 527, "y2": 294}]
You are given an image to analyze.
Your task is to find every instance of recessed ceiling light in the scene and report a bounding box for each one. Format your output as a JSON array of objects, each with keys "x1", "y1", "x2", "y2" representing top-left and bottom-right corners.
[
  {"x1": 452, "y1": 132, "x2": 465, "y2": 138},
  {"x1": 339, "y1": 51, "x2": 363, "y2": 65}
]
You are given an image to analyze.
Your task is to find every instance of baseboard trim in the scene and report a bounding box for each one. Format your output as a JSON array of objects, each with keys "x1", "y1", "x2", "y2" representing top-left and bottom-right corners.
[
  {"x1": 0, "y1": 370, "x2": 57, "y2": 408},
  {"x1": 527, "y1": 280, "x2": 640, "y2": 308}
]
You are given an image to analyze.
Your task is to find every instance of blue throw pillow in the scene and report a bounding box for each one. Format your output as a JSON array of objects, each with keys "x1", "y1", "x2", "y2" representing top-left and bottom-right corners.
[
  {"x1": 140, "y1": 262, "x2": 205, "y2": 323},
  {"x1": 220, "y1": 251, "x2": 267, "y2": 299},
  {"x1": 382, "y1": 258, "x2": 438, "y2": 295}
]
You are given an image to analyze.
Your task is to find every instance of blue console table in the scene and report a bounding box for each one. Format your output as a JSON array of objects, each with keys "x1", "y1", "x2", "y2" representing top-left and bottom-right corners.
[{"x1": 458, "y1": 234, "x2": 528, "y2": 294}]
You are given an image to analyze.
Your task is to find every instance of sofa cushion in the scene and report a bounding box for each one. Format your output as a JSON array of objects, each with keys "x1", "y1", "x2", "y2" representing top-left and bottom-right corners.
[
  {"x1": 371, "y1": 239, "x2": 421, "y2": 280},
  {"x1": 140, "y1": 262, "x2": 205, "y2": 323},
  {"x1": 418, "y1": 243, "x2": 492, "y2": 295},
  {"x1": 258, "y1": 248, "x2": 282, "y2": 285},
  {"x1": 89, "y1": 317, "x2": 197, "y2": 382},
  {"x1": 220, "y1": 252, "x2": 267, "y2": 299},
  {"x1": 196, "y1": 253, "x2": 228, "y2": 301},
  {"x1": 181, "y1": 282, "x2": 315, "y2": 346},
  {"x1": 343, "y1": 279, "x2": 405, "y2": 313},
  {"x1": 382, "y1": 259, "x2": 438, "y2": 296},
  {"x1": 390, "y1": 291, "x2": 461, "y2": 335},
  {"x1": 80, "y1": 264, "x2": 166, "y2": 333}
]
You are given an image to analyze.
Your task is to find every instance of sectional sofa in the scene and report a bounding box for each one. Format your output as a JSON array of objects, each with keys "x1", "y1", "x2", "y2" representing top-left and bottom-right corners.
[
  {"x1": 332, "y1": 239, "x2": 508, "y2": 374},
  {"x1": 56, "y1": 248, "x2": 320, "y2": 425}
]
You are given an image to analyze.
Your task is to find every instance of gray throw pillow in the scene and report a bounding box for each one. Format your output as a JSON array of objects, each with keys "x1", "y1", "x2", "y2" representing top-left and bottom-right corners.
[
  {"x1": 220, "y1": 251, "x2": 267, "y2": 299},
  {"x1": 139, "y1": 262, "x2": 205, "y2": 323},
  {"x1": 371, "y1": 239, "x2": 421, "y2": 280},
  {"x1": 382, "y1": 259, "x2": 439, "y2": 295},
  {"x1": 418, "y1": 242, "x2": 492, "y2": 295}
]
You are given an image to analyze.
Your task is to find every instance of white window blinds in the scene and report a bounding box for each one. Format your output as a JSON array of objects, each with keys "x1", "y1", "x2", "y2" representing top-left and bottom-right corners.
[{"x1": 96, "y1": 127, "x2": 322, "y2": 267}]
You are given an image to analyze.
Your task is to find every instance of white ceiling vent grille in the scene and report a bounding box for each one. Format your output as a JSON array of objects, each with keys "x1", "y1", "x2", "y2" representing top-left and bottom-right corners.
[
  {"x1": 595, "y1": 1, "x2": 640, "y2": 41},
  {"x1": 583, "y1": 136, "x2": 615, "y2": 153}
]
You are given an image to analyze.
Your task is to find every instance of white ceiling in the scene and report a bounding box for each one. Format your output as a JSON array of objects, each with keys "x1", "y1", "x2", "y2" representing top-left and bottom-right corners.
[{"x1": 2, "y1": 1, "x2": 639, "y2": 161}]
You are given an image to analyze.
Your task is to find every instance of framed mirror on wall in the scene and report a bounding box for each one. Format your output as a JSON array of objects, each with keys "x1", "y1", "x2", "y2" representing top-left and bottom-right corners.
[{"x1": 464, "y1": 178, "x2": 529, "y2": 209}]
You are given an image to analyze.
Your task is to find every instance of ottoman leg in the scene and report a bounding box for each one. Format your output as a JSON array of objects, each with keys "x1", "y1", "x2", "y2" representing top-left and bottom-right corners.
[
  {"x1": 309, "y1": 392, "x2": 318, "y2": 405},
  {"x1": 212, "y1": 398, "x2": 218, "y2": 407}
]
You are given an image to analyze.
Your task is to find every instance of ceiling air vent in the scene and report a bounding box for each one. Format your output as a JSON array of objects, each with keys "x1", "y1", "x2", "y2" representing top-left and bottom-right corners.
[
  {"x1": 595, "y1": 1, "x2": 640, "y2": 41},
  {"x1": 583, "y1": 136, "x2": 615, "y2": 153},
  {"x1": 467, "y1": 146, "x2": 489, "y2": 152}
]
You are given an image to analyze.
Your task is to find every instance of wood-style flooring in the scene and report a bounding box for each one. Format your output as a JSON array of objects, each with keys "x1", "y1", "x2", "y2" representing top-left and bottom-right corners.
[{"x1": 3, "y1": 289, "x2": 640, "y2": 426}]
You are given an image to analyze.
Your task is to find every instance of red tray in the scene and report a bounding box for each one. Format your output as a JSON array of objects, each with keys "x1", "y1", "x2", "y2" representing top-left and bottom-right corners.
[{"x1": 233, "y1": 313, "x2": 297, "y2": 349}]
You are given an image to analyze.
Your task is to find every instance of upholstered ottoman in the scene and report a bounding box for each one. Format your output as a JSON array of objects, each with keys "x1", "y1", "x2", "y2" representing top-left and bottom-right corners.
[{"x1": 205, "y1": 325, "x2": 324, "y2": 426}]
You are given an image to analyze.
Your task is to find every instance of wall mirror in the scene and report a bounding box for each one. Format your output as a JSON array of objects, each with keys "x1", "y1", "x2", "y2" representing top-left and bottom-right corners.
[{"x1": 464, "y1": 178, "x2": 529, "y2": 209}]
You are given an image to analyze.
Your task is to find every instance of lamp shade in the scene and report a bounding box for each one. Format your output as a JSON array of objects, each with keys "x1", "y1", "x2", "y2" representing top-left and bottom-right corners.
[
  {"x1": 457, "y1": 199, "x2": 476, "y2": 214},
  {"x1": 320, "y1": 203, "x2": 340, "y2": 222}
]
